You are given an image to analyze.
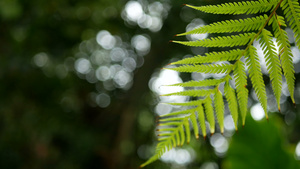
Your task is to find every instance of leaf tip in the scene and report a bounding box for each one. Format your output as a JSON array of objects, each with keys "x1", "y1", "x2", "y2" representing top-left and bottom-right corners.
[
  {"x1": 293, "y1": 102, "x2": 296, "y2": 108},
  {"x1": 204, "y1": 135, "x2": 207, "y2": 140},
  {"x1": 181, "y1": 4, "x2": 187, "y2": 7},
  {"x1": 169, "y1": 40, "x2": 173, "y2": 43},
  {"x1": 196, "y1": 134, "x2": 199, "y2": 139}
]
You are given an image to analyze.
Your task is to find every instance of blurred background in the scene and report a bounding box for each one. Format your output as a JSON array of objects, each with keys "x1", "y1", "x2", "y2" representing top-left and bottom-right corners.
[{"x1": 1, "y1": 0, "x2": 300, "y2": 168}]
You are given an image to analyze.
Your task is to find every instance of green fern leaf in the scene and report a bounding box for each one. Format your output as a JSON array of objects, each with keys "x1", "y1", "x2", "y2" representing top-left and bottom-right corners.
[
  {"x1": 170, "y1": 49, "x2": 243, "y2": 65},
  {"x1": 160, "y1": 108, "x2": 196, "y2": 117},
  {"x1": 190, "y1": 112, "x2": 199, "y2": 139},
  {"x1": 177, "y1": 15, "x2": 268, "y2": 36},
  {"x1": 246, "y1": 45, "x2": 268, "y2": 119},
  {"x1": 185, "y1": 0, "x2": 279, "y2": 15},
  {"x1": 184, "y1": 119, "x2": 191, "y2": 143},
  {"x1": 197, "y1": 104, "x2": 207, "y2": 138},
  {"x1": 161, "y1": 89, "x2": 213, "y2": 97},
  {"x1": 165, "y1": 64, "x2": 233, "y2": 74},
  {"x1": 166, "y1": 78, "x2": 224, "y2": 87},
  {"x1": 172, "y1": 33, "x2": 256, "y2": 47},
  {"x1": 224, "y1": 80, "x2": 239, "y2": 130},
  {"x1": 204, "y1": 96, "x2": 215, "y2": 134},
  {"x1": 233, "y1": 61, "x2": 248, "y2": 126},
  {"x1": 281, "y1": 0, "x2": 300, "y2": 50},
  {"x1": 214, "y1": 89, "x2": 225, "y2": 133},
  {"x1": 272, "y1": 14, "x2": 295, "y2": 104},
  {"x1": 164, "y1": 100, "x2": 202, "y2": 106},
  {"x1": 179, "y1": 125, "x2": 185, "y2": 145},
  {"x1": 258, "y1": 29, "x2": 282, "y2": 110}
]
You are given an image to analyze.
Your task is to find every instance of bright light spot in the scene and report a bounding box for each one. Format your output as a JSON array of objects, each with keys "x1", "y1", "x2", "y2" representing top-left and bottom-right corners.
[
  {"x1": 148, "y1": 16, "x2": 162, "y2": 32},
  {"x1": 224, "y1": 115, "x2": 235, "y2": 131},
  {"x1": 291, "y1": 46, "x2": 300, "y2": 64},
  {"x1": 151, "y1": 69, "x2": 187, "y2": 103},
  {"x1": 138, "y1": 14, "x2": 153, "y2": 29},
  {"x1": 96, "y1": 30, "x2": 116, "y2": 50},
  {"x1": 96, "y1": 93, "x2": 111, "y2": 108},
  {"x1": 131, "y1": 35, "x2": 151, "y2": 56},
  {"x1": 114, "y1": 70, "x2": 132, "y2": 88},
  {"x1": 295, "y1": 142, "x2": 300, "y2": 160},
  {"x1": 33, "y1": 52, "x2": 48, "y2": 67},
  {"x1": 122, "y1": 57, "x2": 136, "y2": 72},
  {"x1": 155, "y1": 103, "x2": 172, "y2": 116},
  {"x1": 110, "y1": 47, "x2": 127, "y2": 62},
  {"x1": 95, "y1": 66, "x2": 111, "y2": 81},
  {"x1": 210, "y1": 133, "x2": 229, "y2": 156},
  {"x1": 124, "y1": 1, "x2": 144, "y2": 22},
  {"x1": 250, "y1": 103, "x2": 265, "y2": 121},
  {"x1": 186, "y1": 18, "x2": 208, "y2": 41},
  {"x1": 200, "y1": 162, "x2": 219, "y2": 169},
  {"x1": 161, "y1": 148, "x2": 192, "y2": 165},
  {"x1": 174, "y1": 149, "x2": 192, "y2": 165},
  {"x1": 75, "y1": 58, "x2": 91, "y2": 74}
]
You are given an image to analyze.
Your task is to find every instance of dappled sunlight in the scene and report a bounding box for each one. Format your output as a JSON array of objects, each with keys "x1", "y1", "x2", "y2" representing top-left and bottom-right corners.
[
  {"x1": 122, "y1": 0, "x2": 169, "y2": 32},
  {"x1": 210, "y1": 133, "x2": 229, "y2": 157},
  {"x1": 250, "y1": 103, "x2": 265, "y2": 121}
]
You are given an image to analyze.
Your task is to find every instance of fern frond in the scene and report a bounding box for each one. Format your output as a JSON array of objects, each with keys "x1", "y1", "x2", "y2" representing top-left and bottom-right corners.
[
  {"x1": 177, "y1": 15, "x2": 268, "y2": 36},
  {"x1": 214, "y1": 89, "x2": 225, "y2": 133},
  {"x1": 281, "y1": 0, "x2": 300, "y2": 50},
  {"x1": 140, "y1": 118, "x2": 187, "y2": 167},
  {"x1": 258, "y1": 29, "x2": 282, "y2": 110},
  {"x1": 164, "y1": 100, "x2": 202, "y2": 106},
  {"x1": 224, "y1": 80, "x2": 239, "y2": 130},
  {"x1": 185, "y1": 0, "x2": 279, "y2": 15},
  {"x1": 166, "y1": 78, "x2": 224, "y2": 87},
  {"x1": 161, "y1": 89, "x2": 213, "y2": 97},
  {"x1": 190, "y1": 112, "x2": 199, "y2": 139},
  {"x1": 197, "y1": 104, "x2": 207, "y2": 138},
  {"x1": 160, "y1": 108, "x2": 196, "y2": 117},
  {"x1": 246, "y1": 45, "x2": 268, "y2": 119},
  {"x1": 233, "y1": 61, "x2": 248, "y2": 126},
  {"x1": 170, "y1": 49, "x2": 243, "y2": 65},
  {"x1": 184, "y1": 119, "x2": 191, "y2": 143},
  {"x1": 204, "y1": 96, "x2": 215, "y2": 134},
  {"x1": 272, "y1": 14, "x2": 295, "y2": 104},
  {"x1": 172, "y1": 33, "x2": 256, "y2": 47},
  {"x1": 165, "y1": 64, "x2": 233, "y2": 74}
]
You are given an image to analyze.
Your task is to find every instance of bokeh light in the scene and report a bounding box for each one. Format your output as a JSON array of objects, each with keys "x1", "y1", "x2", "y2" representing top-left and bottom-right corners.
[{"x1": 250, "y1": 103, "x2": 265, "y2": 121}]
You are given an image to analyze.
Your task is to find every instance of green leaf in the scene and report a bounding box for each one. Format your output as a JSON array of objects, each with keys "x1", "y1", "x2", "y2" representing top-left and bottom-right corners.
[
  {"x1": 214, "y1": 89, "x2": 225, "y2": 133},
  {"x1": 258, "y1": 29, "x2": 282, "y2": 110},
  {"x1": 204, "y1": 96, "x2": 215, "y2": 134},
  {"x1": 246, "y1": 45, "x2": 268, "y2": 119},
  {"x1": 161, "y1": 89, "x2": 213, "y2": 97},
  {"x1": 176, "y1": 15, "x2": 268, "y2": 36},
  {"x1": 190, "y1": 111, "x2": 199, "y2": 139},
  {"x1": 224, "y1": 80, "x2": 239, "y2": 130},
  {"x1": 170, "y1": 49, "x2": 243, "y2": 65},
  {"x1": 233, "y1": 61, "x2": 248, "y2": 126},
  {"x1": 271, "y1": 14, "x2": 295, "y2": 104},
  {"x1": 166, "y1": 64, "x2": 233, "y2": 74},
  {"x1": 197, "y1": 104, "x2": 207, "y2": 138},
  {"x1": 185, "y1": 0, "x2": 279, "y2": 15},
  {"x1": 281, "y1": 0, "x2": 300, "y2": 50},
  {"x1": 166, "y1": 78, "x2": 224, "y2": 87},
  {"x1": 172, "y1": 33, "x2": 255, "y2": 47}
]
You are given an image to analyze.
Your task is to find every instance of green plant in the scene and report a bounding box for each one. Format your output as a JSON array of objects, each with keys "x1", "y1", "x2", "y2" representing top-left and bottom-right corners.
[{"x1": 140, "y1": 0, "x2": 299, "y2": 167}]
